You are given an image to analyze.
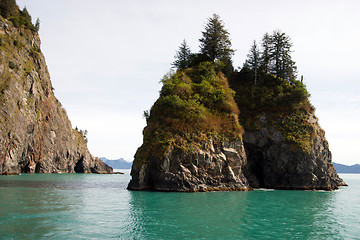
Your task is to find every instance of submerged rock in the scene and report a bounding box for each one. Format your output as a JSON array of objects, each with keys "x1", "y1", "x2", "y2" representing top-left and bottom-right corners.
[{"x1": 0, "y1": 15, "x2": 112, "y2": 174}]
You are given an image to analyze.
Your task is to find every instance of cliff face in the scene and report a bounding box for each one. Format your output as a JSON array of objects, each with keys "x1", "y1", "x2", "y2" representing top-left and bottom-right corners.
[
  {"x1": 243, "y1": 113, "x2": 346, "y2": 190},
  {"x1": 230, "y1": 70, "x2": 346, "y2": 190},
  {"x1": 0, "y1": 17, "x2": 112, "y2": 174},
  {"x1": 129, "y1": 140, "x2": 250, "y2": 192}
]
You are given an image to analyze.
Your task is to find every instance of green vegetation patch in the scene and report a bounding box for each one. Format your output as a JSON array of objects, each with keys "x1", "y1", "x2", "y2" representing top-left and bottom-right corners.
[
  {"x1": 135, "y1": 62, "x2": 243, "y2": 166},
  {"x1": 278, "y1": 110, "x2": 314, "y2": 152},
  {"x1": 1, "y1": 1, "x2": 39, "y2": 32},
  {"x1": 229, "y1": 69, "x2": 315, "y2": 152},
  {"x1": 8, "y1": 60, "x2": 18, "y2": 70},
  {"x1": 29, "y1": 46, "x2": 41, "y2": 58}
]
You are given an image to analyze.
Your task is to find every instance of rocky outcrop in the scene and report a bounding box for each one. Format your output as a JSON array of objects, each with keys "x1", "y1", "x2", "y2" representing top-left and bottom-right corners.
[
  {"x1": 0, "y1": 17, "x2": 112, "y2": 174},
  {"x1": 128, "y1": 63, "x2": 346, "y2": 191},
  {"x1": 128, "y1": 139, "x2": 250, "y2": 192},
  {"x1": 243, "y1": 113, "x2": 346, "y2": 190}
]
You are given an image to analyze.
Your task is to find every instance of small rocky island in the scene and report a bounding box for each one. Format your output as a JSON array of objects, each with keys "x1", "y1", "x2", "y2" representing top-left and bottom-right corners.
[
  {"x1": 128, "y1": 14, "x2": 346, "y2": 191},
  {"x1": 0, "y1": 2, "x2": 112, "y2": 174}
]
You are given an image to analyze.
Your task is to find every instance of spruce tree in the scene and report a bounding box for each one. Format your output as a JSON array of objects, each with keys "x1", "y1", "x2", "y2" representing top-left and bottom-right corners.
[
  {"x1": 35, "y1": 18, "x2": 40, "y2": 31},
  {"x1": 199, "y1": 14, "x2": 234, "y2": 64},
  {"x1": 269, "y1": 30, "x2": 297, "y2": 81},
  {"x1": 245, "y1": 40, "x2": 260, "y2": 84},
  {"x1": 172, "y1": 39, "x2": 191, "y2": 69},
  {"x1": 21, "y1": 7, "x2": 31, "y2": 22},
  {"x1": 260, "y1": 32, "x2": 271, "y2": 73}
]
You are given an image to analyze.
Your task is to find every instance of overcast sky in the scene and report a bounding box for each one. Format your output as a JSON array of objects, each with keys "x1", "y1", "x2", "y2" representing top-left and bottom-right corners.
[{"x1": 17, "y1": 0, "x2": 360, "y2": 165}]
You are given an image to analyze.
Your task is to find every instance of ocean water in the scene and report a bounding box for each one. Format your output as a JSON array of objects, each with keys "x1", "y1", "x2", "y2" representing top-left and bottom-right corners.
[{"x1": 0, "y1": 171, "x2": 359, "y2": 240}]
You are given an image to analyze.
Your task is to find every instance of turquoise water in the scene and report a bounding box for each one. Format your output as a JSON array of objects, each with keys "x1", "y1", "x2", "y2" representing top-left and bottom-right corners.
[{"x1": 0, "y1": 172, "x2": 359, "y2": 239}]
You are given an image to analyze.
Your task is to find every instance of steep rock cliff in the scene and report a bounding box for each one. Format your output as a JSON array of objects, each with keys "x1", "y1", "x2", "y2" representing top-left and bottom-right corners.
[
  {"x1": 230, "y1": 70, "x2": 346, "y2": 190},
  {"x1": 129, "y1": 139, "x2": 249, "y2": 191},
  {"x1": 243, "y1": 113, "x2": 345, "y2": 190},
  {"x1": 0, "y1": 16, "x2": 112, "y2": 174}
]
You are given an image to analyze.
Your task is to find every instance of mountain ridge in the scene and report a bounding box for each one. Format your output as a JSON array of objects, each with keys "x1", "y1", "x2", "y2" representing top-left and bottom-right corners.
[
  {"x1": 100, "y1": 157, "x2": 132, "y2": 169},
  {"x1": 333, "y1": 163, "x2": 360, "y2": 173}
]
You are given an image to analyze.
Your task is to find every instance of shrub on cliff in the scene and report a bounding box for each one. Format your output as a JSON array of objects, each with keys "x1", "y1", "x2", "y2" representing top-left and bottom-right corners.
[
  {"x1": 0, "y1": 0, "x2": 16, "y2": 18},
  {"x1": 9, "y1": 7, "x2": 38, "y2": 32},
  {"x1": 0, "y1": 1, "x2": 38, "y2": 32}
]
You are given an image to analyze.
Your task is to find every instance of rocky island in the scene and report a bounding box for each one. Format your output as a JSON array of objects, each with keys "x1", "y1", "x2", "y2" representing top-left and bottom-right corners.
[
  {"x1": 0, "y1": 1, "x2": 112, "y2": 174},
  {"x1": 128, "y1": 14, "x2": 346, "y2": 191}
]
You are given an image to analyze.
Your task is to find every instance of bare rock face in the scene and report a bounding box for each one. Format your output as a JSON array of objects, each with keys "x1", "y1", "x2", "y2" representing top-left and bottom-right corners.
[
  {"x1": 0, "y1": 17, "x2": 112, "y2": 174},
  {"x1": 243, "y1": 113, "x2": 346, "y2": 190},
  {"x1": 128, "y1": 139, "x2": 250, "y2": 192}
]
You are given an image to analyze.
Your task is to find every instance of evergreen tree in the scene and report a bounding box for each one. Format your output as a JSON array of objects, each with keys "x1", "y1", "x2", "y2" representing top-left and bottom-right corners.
[
  {"x1": 172, "y1": 39, "x2": 191, "y2": 69},
  {"x1": 35, "y1": 17, "x2": 40, "y2": 31},
  {"x1": 245, "y1": 40, "x2": 260, "y2": 84},
  {"x1": 199, "y1": 14, "x2": 234, "y2": 64},
  {"x1": 245, "y1": 31, "x2": 297, "y2": 82},
  {"x1": 269, "y1": 30, "x2": 297, "y2": 81},
  {"x1": 21, "y1": 7, "x2": 31, "y2": 22},
  {"x1": 260, "y1": 32, "x2": 271, "y2": 73}
]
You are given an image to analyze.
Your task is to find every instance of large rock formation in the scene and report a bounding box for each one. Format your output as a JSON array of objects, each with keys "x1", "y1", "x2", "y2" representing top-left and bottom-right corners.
[
  {"x1": 0, "y1": 13, "x2": 112, "y2": 174},
  {"x1": 128, "y1": 63, "x2": 346, "y2": 191}
]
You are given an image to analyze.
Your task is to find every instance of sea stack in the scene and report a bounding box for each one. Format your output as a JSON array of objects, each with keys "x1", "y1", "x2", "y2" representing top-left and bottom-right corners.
[
  {"x1": 128, "y1": 65, "x2": 346, "y2": 191},
  {"x1": 0, "y1": 5, "x2": 112, "y2": 174},
  {"x1": 128, "y1": 15, "x2": 345, "y2": 191}
]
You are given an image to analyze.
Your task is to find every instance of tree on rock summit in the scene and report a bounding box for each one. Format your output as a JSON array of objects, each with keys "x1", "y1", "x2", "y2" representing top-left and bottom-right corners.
[
  {"x1": 245, "y1": 30, "x2": 297, "y2": 82},
  {"x1": 199, "y1": 14, "x2": 234, "y2": 74},
  {"x1": 172, "y1": 39, "x2": 192, "y2": 69}
]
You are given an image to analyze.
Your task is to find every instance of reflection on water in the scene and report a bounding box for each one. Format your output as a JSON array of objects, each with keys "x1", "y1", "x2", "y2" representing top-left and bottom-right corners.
[{"x1": 0, "y1": 172, "x2": 359, "y2": 239}]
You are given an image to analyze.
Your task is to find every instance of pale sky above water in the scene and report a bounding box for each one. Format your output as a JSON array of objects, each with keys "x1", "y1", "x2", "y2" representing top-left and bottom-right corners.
[{"x1": 17, "y1": 0, "x2": 360, "y2": 165}]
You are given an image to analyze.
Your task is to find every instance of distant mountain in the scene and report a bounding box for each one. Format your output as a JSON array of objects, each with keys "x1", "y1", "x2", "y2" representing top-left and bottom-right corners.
[
  {"x1": 100, "y1": 158, "x2": 132, "y2": 169},
  {"x1": 333, "y1": 163, "x2": 360, "y2": 173}
]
